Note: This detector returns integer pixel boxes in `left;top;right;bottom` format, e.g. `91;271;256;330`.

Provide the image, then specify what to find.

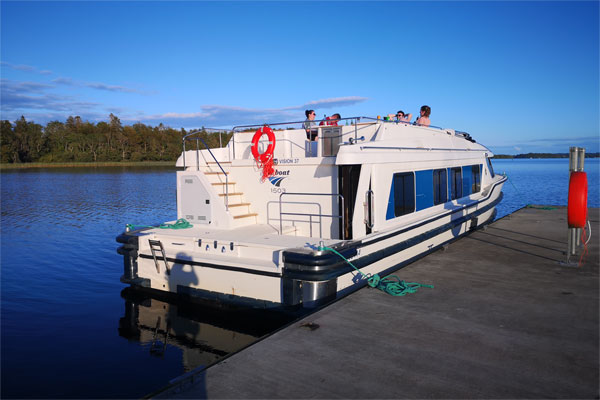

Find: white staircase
202;162;258;227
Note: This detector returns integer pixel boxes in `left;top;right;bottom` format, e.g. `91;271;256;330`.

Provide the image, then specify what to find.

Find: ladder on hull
149;239;171;275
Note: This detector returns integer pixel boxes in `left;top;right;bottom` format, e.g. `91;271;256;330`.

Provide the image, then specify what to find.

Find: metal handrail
182;134;229;210
359;146;487;152
278;192;344;239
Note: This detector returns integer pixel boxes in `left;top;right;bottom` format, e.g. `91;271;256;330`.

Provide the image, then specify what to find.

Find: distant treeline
494;153;599;159
0;115;231;163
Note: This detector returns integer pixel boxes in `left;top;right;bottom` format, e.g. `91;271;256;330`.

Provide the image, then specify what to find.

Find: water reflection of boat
118;288;295;371
117;117;505;309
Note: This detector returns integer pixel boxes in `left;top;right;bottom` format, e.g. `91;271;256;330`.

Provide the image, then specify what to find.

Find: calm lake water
1;159;598;398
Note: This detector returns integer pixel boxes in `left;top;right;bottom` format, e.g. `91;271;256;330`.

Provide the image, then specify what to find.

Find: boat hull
118;177;504;310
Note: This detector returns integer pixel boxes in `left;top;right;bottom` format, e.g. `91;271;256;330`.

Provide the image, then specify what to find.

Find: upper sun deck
175;117;493;168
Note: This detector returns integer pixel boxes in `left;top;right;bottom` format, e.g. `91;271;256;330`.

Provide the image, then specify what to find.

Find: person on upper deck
395;110;412;123
415;105;431;127
319;113;341;126
304;109;318;141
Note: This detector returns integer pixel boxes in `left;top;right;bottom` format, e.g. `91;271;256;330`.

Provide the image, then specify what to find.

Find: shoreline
0;161;176;170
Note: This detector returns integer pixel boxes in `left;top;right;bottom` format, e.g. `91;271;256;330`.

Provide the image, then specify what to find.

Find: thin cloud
1;61;53;75
133;97;368;127
300;96;368;109
280;96;369;111
1;79;99;113
52;77;148;94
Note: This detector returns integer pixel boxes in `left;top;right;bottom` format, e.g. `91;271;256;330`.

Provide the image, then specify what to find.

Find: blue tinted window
433;169;447;205
462;165;473;196
472;164;481;193
393;173;415;217
449;167;462;200
486;157;495;178
415;170;433;211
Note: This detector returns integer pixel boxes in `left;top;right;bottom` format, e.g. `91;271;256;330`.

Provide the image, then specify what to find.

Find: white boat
117;116;506;309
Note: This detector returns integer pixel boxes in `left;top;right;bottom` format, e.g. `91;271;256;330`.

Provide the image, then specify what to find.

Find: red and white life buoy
567;171;588;228
251;126;276;164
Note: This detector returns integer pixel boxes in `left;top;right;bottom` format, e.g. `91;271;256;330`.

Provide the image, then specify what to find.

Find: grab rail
278;192;345;239
182;133;229;210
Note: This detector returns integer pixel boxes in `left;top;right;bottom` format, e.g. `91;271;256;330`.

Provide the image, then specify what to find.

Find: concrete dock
154;206;599;399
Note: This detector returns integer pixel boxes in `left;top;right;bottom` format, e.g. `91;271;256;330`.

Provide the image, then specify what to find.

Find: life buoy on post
567;171;588;228
251;126;276;181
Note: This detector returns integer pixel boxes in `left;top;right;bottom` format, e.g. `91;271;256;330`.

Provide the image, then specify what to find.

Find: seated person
319;113;341;126
415;105;431;127
304;109;318;141
396;110;412;122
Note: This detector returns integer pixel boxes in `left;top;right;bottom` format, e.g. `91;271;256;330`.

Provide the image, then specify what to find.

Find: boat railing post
575;147;585;247
279;194;283;234
195;138;200;172
183;140;186;169
232;129;236;160
340;195;345;240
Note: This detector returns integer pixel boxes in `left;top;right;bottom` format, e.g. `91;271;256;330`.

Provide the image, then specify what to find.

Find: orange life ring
567;171;588;228
251;126;276;164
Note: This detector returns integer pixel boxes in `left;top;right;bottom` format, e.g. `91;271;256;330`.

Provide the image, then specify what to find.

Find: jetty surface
153;206;599;399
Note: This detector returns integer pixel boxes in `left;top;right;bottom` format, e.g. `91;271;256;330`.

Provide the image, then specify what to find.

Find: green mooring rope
126;218;193;231
319;245;433;296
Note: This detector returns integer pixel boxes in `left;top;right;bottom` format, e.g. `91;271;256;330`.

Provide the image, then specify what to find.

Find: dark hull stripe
137;254;283;278
283;192;503;281
282;176;506;267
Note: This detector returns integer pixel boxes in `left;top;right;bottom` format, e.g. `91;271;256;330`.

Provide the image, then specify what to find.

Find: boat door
338;165;361;239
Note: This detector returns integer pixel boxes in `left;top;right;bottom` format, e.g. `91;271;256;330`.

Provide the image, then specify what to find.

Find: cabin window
433;169;447;205
486;157;495;178
449;167;462;200
471;164;481;193
415;170;433;211
393;172;415;217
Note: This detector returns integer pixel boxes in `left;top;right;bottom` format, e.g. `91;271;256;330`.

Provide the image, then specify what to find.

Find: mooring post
567;146;585;260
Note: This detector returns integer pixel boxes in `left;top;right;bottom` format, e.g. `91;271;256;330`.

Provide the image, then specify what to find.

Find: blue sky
1;1;598;154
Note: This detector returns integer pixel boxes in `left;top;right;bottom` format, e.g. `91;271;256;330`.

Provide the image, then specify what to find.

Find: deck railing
278;192;345;239
182;130;230;210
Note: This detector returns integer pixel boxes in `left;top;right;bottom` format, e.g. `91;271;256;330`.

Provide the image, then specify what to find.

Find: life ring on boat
251;126;276;164
567;171;588;228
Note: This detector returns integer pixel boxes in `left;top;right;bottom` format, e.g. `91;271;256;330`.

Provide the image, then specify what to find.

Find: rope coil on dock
319;245;434;297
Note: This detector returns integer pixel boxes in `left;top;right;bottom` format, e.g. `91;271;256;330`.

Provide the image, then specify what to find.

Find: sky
1;1;598;155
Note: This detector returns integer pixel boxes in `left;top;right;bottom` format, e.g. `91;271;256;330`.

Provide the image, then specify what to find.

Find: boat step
204;171;229;175
219;192;243;197
228;203;251;208
211;182;236;186
233;213;258;220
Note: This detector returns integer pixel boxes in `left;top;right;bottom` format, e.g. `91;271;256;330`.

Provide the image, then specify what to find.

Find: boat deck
140;223;340;249
153;206;599;399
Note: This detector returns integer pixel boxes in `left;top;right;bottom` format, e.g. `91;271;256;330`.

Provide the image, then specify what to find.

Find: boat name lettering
274;158;299;165
274;169;290;176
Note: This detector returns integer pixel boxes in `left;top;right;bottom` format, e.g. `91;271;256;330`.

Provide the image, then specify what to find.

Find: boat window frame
486;157;495;178
393;172;416;217
433;168;448;205
449;167;463;200
471;164;481;193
